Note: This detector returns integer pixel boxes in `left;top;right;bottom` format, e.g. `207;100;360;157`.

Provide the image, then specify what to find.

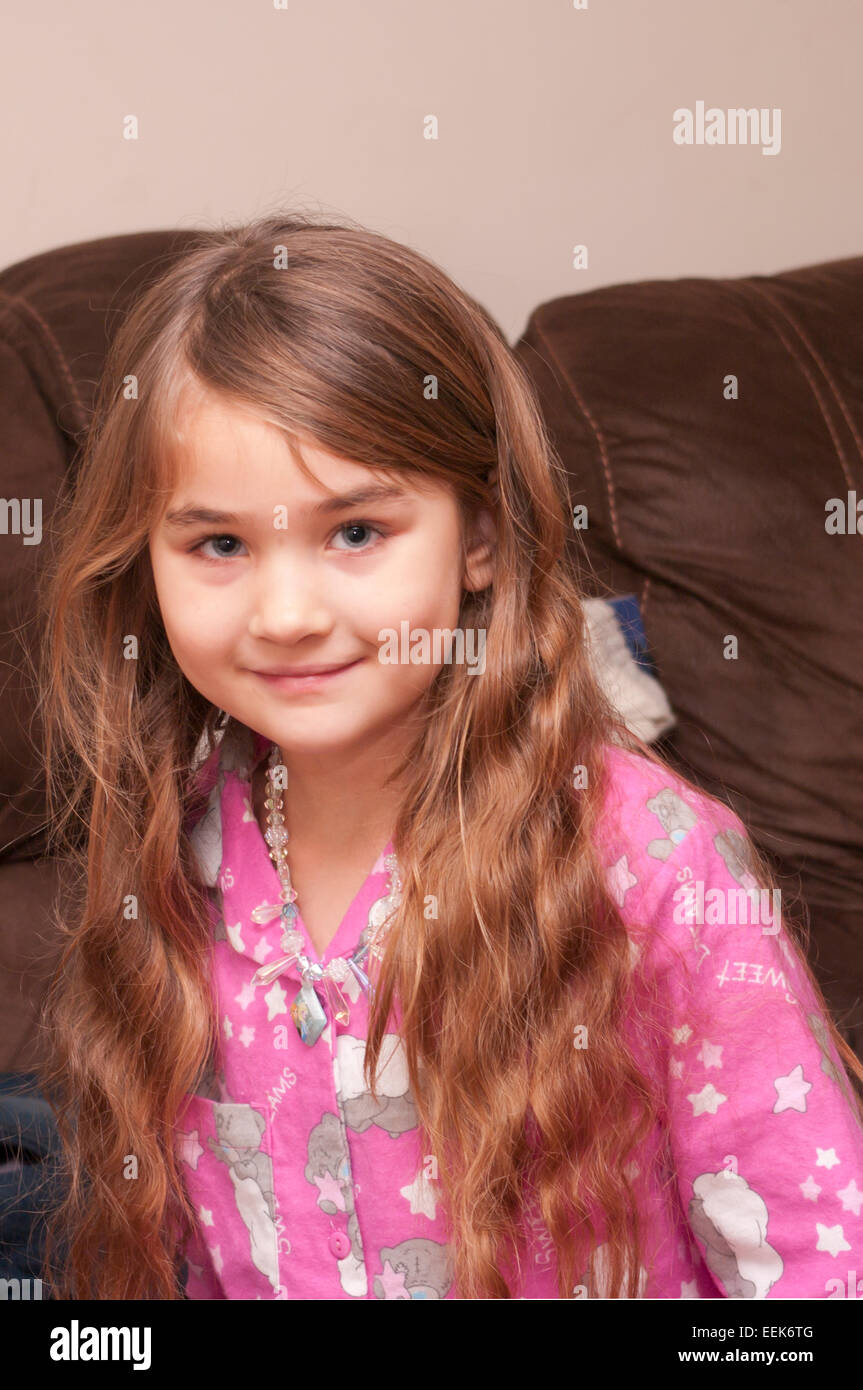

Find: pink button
328;1230;351;1259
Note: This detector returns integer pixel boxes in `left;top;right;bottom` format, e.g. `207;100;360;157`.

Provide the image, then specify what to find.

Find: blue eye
192;534;247;561
330;521;386;551
189;519;387;564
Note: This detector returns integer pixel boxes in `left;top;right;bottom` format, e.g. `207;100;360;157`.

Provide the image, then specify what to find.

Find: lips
254;661;358;676
251;659;363;682
250;658;358;675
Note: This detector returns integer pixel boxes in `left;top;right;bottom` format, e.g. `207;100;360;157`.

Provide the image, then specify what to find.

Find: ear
462;502;496;594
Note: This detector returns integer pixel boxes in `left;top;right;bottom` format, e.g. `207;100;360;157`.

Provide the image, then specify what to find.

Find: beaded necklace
249;743;402;1045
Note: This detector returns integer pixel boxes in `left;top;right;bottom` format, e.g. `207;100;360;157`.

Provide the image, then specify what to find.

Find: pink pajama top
177;717;863;1299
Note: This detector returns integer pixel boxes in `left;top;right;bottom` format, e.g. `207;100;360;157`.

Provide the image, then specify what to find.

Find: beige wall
4;0;860;344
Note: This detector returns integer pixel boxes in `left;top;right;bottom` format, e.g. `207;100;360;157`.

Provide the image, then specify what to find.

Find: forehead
168;386;286;471
163;386;376;496
158;383;446;509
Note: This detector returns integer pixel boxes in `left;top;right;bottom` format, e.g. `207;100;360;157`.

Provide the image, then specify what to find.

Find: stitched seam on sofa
742;279;860;495
0;293;88;439
532;316;623;552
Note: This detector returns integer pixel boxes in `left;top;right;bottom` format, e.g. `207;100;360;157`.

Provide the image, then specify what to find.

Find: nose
246;552;333;643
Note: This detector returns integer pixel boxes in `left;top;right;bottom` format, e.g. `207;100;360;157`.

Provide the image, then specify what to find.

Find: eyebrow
163;483;409;529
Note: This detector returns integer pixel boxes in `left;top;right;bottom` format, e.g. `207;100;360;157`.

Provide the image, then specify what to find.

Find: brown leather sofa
1;233;861;1076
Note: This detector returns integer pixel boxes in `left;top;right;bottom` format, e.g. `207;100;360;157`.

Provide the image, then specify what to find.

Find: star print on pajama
175;718;863;1298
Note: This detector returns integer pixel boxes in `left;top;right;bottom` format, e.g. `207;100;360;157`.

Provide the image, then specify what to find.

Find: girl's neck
249;739;404;863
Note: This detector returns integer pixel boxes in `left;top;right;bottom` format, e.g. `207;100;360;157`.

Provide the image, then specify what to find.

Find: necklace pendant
250;900;283;925
347;956;370;991
250;892;298;927
291;981;328;1045
252;950;298;988
322;974;351;1026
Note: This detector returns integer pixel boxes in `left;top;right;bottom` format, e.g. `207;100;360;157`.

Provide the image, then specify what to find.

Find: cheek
150;552;238;656
361;546;464;626
393;579;463;632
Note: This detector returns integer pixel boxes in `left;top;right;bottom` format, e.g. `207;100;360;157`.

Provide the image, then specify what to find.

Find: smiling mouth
251;659;363;684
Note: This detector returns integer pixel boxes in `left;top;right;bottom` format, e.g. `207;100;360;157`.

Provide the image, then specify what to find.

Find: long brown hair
32;211;863;1299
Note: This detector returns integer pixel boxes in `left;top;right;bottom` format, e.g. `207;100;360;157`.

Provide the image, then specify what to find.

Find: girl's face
147;389;495;763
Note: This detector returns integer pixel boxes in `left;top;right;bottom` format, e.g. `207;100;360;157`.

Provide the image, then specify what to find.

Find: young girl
35;212;863;1301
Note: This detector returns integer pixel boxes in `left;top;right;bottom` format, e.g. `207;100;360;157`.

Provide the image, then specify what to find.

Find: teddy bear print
687;1170;783;1298
337;1033;420;1136
305;1112;355;1215
645;789;698;860
305;1112;367;1295
208;1103;280;1291
373;1238;454;1299
713;827;760;891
